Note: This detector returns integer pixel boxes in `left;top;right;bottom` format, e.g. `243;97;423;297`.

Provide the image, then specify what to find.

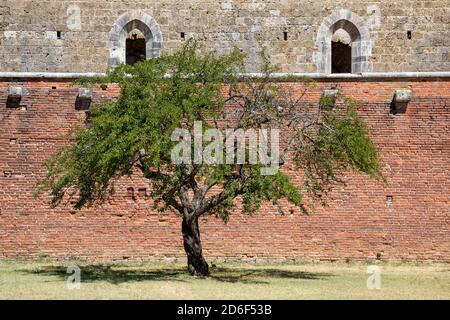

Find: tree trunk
182;215;209;276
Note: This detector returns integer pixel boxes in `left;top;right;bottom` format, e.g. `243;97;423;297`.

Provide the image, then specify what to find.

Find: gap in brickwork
127;187;136;200
138;188;147;198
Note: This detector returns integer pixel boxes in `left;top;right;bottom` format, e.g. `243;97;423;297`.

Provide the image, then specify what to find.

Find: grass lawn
0;259;449;299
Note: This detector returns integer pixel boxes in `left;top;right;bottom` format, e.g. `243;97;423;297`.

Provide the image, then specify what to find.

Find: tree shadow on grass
209;267;332;284
20;264;332;285
21;265;188;285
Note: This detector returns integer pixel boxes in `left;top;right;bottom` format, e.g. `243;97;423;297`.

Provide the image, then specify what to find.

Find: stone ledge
0;72;449;81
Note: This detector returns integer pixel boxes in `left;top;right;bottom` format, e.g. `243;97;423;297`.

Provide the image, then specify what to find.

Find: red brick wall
0;78;449;261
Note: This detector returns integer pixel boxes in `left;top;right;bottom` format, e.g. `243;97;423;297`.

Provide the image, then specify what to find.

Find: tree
36;40;382;276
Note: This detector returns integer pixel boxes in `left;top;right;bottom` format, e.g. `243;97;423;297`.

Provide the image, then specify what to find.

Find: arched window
108;11;163;68
331;29;352;73
315;9;372;74
126;29;146;65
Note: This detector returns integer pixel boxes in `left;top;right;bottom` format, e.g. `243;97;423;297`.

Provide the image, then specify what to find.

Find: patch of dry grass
0;260;448;299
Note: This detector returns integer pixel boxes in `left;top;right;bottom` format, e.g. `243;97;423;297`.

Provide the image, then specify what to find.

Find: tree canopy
37;40;382;276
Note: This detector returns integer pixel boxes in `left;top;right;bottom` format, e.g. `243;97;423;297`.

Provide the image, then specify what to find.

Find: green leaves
37;40;382;222
294;98;383;204
38;40;244;210
241;168;302;214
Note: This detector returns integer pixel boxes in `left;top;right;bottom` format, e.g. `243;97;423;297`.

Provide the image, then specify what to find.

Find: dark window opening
331;41;352;73
181;32;185;40
126;32;146;65
127;187;136;200
56;31;62;39
407;30;412;39
283;31;288;41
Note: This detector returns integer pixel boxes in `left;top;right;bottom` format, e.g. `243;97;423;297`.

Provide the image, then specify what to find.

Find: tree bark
182;215;209;276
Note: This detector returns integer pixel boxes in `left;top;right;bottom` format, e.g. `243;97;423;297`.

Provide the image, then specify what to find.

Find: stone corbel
391;89;412;114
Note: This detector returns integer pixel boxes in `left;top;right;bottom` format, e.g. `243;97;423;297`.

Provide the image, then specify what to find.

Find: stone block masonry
0;1;448;73
0;76;449;261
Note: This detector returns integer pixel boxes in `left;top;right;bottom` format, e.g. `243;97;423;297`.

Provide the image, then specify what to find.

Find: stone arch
315;9;372;74
108;11;163;68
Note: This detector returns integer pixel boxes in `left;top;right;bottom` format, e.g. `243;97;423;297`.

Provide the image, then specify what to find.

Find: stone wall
0;1;448;73
0;76;449;261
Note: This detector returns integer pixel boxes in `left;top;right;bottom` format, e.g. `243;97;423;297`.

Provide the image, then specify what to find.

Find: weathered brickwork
0;77;449;261
0;1;449;73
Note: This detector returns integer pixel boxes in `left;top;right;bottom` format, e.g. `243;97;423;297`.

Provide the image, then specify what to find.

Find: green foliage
38;40;244;209
296;96;383;203
36;39;382;222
